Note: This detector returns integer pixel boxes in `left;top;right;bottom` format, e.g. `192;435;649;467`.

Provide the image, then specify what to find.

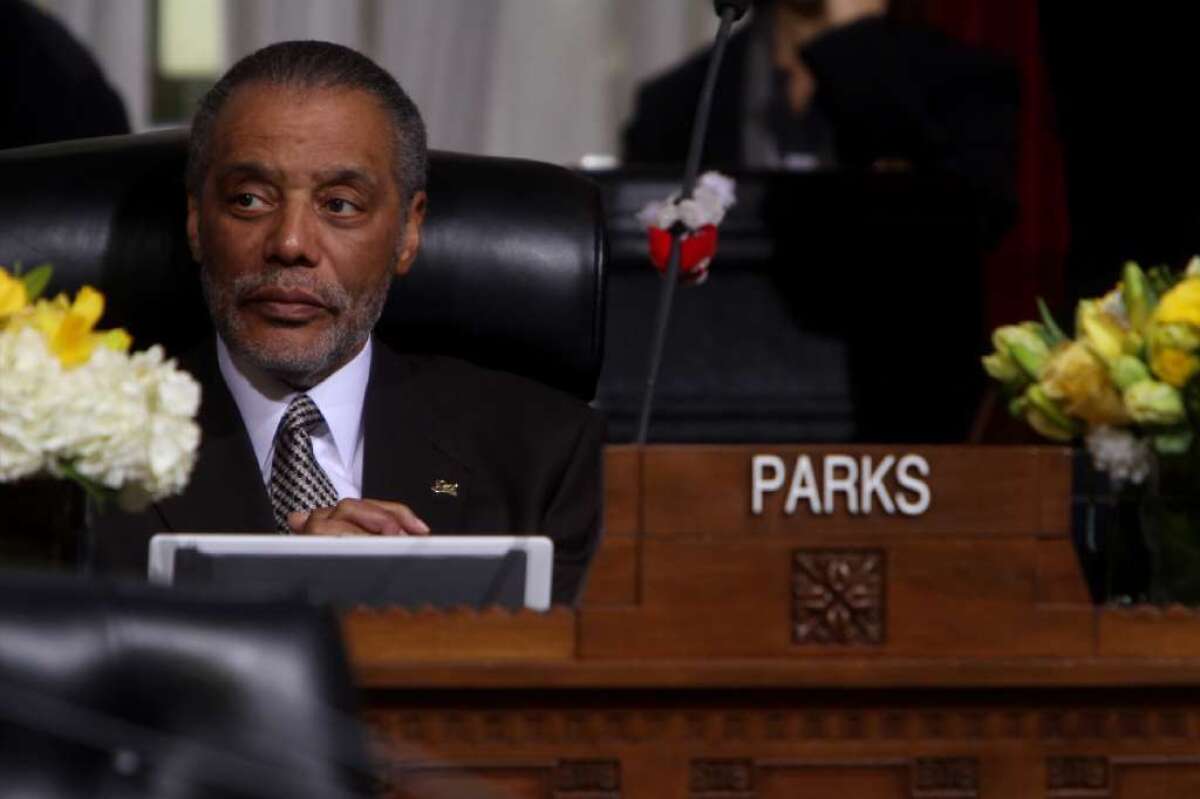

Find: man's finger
298;517;371;536
359;500;431;535
322;498;429;536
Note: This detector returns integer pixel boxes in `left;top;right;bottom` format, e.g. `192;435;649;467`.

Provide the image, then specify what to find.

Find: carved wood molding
912;757;979;798
1047;756;1109;796
689;759;754;797
555;759;621;798
372;758;621;798
366;707;1200;748
792;548;886;645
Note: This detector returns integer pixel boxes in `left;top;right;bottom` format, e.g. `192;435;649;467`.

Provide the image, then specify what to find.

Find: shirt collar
216;335;373;476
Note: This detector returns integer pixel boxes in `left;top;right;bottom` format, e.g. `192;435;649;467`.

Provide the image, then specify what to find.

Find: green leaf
20;263;53;301
1036;298;1068;345
1154;428;1194;456
1148;265;1181;296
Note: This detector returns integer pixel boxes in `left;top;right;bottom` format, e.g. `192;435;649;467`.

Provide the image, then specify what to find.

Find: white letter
860;455;896;514
751;455;785;514
823;455;859;514
785;455;822;514
895;454;931;516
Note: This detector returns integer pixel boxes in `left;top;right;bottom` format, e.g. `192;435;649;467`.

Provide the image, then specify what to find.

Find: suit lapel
156;341;276;532
362;346;469;535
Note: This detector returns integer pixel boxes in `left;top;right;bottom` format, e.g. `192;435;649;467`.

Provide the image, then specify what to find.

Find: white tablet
148;534;554;611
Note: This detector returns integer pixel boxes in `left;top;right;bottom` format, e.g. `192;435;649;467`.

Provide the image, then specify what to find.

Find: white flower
1085;425;1152;486
637;170;737;231
0;327;60;480
0;324;201;508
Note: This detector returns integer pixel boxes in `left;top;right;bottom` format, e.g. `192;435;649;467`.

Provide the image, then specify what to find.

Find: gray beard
201;265;391;389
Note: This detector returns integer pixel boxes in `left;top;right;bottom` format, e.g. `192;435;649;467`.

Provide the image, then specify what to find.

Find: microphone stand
635;1;747;444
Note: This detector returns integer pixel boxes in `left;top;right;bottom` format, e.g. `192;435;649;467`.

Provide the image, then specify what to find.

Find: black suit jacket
623;17;1018;236
89;339;605;606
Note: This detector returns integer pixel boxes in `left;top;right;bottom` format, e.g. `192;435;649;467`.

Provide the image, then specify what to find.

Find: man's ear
394;190;427;277
186;194;202;264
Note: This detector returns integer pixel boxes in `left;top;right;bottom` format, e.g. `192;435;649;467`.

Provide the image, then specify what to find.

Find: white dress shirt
216;335;373;501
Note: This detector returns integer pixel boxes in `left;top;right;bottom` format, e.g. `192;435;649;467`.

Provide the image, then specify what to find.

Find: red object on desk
646;224;717;284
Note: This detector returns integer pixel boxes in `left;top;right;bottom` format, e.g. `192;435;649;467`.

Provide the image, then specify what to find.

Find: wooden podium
346;446;1200;798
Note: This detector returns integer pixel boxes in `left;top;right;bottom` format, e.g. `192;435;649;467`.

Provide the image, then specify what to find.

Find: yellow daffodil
1110;354;1151;391
1121;261;1156;333
986;323;1051;385
23;286;130;367
1040;340;1129;426
1150;346;1200;388
0;267;28;318
1154;276;1200;327
97;328;133;353
1124;380;1185;426
1146;279;1200;386
1077;299;1133;365
1022;384;1078;441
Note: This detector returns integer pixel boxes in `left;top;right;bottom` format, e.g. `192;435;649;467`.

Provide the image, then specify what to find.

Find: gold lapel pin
431;479;459;497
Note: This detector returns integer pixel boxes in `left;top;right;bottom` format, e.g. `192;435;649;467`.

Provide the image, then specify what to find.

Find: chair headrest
0;131;607;400
0;570;366;798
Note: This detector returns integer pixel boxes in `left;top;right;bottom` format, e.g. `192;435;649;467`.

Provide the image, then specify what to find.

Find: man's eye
233;193;266;210
324;198;360;216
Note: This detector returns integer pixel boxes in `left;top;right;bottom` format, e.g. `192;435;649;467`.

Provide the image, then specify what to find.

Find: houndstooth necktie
269;394;339;533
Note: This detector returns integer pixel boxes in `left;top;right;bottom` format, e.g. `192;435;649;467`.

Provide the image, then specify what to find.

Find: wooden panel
581;535;638;606
1036;448;1073;538
343;607;575;674
604;446;640;535
1035;537;1093;604
579;538;1092;659
639;445;1071;538
757;761;909;799
1115;759;1200;799
1098;607;1200;658
384;763;553;799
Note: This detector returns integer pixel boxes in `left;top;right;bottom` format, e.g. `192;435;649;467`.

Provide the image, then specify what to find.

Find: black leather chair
0;130;607;400
0;569;369;799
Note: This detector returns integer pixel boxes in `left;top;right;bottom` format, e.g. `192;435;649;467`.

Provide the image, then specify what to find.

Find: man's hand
772;0;888;114
287;499;431;536
824;0;887;28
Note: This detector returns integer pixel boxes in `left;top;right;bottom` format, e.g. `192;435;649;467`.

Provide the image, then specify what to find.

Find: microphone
712;0;752;21
635;1;744;444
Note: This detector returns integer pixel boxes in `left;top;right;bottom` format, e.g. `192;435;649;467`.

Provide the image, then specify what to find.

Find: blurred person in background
623;0;1018;223
0;0;129;149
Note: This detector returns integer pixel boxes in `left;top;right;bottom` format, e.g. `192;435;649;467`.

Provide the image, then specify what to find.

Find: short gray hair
186;40;427;199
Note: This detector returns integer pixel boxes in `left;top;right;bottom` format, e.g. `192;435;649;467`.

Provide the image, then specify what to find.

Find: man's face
188;82;426;387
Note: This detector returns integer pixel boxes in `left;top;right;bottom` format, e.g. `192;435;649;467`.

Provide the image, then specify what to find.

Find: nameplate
617;445;1070;538
751;452;930;517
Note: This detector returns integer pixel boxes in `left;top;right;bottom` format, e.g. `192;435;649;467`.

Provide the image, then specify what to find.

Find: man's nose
264;200;319;267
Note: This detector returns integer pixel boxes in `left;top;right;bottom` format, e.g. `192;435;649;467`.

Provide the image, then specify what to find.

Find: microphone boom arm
634;5;743;444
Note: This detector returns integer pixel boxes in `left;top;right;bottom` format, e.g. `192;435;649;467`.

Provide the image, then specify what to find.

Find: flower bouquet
0;264;200;535
637;171;736;285
983;258;1200;602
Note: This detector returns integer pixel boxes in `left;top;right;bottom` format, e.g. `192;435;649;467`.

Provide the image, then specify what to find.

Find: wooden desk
348;446;1200;798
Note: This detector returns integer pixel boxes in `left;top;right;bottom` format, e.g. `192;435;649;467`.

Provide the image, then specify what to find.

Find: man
623;0;1017;228
91;41;604;605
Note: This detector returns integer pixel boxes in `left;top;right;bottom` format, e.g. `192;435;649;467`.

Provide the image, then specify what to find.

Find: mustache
230;269;351;312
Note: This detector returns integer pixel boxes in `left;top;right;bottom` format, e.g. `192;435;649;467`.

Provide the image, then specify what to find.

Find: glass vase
1141;450;1200;605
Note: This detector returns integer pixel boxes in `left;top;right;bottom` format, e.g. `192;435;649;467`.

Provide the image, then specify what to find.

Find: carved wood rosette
792;548;886;645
